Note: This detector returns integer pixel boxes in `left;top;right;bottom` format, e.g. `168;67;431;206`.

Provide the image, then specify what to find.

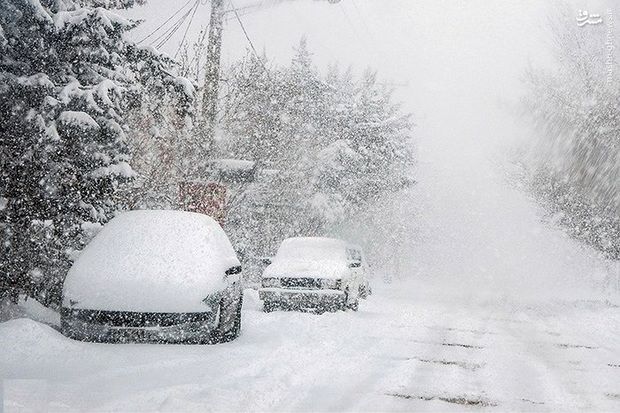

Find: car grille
280;277;321;289
61;308;212;328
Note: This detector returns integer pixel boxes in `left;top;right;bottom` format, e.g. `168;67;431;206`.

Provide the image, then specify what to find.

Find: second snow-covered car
61;210;243;344
259;237;370;312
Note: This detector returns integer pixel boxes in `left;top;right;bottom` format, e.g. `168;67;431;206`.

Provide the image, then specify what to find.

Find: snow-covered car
61;210;243;344
259;237;370;312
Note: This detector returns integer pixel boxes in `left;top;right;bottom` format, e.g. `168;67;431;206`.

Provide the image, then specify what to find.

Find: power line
338;1;380;63
137;0;195;45
151;12;190;48
229;0;270;77
153;1;199;49
224;4;262;19
175;0;201;58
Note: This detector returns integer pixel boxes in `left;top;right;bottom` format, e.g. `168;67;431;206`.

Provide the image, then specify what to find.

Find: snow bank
0;296;61;327
0;319;68;357
63;210;240;312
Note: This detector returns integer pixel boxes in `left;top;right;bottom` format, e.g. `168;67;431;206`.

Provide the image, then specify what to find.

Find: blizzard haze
125;0;611;300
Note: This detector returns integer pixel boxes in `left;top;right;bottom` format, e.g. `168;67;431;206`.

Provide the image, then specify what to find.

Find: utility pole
201;0;225;152
183;0;225;222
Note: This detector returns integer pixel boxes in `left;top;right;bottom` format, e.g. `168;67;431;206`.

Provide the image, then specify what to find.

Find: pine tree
0;0;188;306
220;52;284;162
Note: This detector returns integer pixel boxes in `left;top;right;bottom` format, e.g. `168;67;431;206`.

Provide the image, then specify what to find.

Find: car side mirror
225;265;242;276
348;261;361;268
260;257;272;265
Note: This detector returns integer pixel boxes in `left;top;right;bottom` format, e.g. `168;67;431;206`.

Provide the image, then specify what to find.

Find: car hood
263;260;348;279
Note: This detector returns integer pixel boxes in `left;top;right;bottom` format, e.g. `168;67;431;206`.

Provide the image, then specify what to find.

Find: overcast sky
122;0;555;112
121;1;566;160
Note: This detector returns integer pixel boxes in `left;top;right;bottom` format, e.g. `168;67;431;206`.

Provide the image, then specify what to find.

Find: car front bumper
259;288;346;312
60;308;218;344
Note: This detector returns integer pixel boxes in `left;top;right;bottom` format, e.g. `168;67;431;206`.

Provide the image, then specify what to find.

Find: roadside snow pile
1;283;618;412
18;297;59;327
63;210;240;313
0;296;59;327
0;319;70;359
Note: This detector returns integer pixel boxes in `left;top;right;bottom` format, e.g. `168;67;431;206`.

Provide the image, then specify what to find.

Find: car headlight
321;279;342;290
262;278;280;288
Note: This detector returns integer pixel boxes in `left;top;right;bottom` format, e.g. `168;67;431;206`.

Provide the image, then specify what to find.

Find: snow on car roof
263;237;351;279
276;237;349;261
63;210;240;313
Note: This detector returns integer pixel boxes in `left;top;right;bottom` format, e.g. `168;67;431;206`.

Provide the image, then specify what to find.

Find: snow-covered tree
122;53;195;210
0;0;186;306
218;40;414;280
522;5;620;259
219;52;285;163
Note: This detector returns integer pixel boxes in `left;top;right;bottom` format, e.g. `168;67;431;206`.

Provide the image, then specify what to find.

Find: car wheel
359;285;367;299
60;315;77;340
226;296;243;340
212;294;243;344
343;289;359;311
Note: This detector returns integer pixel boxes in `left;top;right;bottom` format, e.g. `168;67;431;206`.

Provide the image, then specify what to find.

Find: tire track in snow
376;300;494;410
479;301;619;411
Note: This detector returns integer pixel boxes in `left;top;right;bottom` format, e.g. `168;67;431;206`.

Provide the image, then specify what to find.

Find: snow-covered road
1;282;619;412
